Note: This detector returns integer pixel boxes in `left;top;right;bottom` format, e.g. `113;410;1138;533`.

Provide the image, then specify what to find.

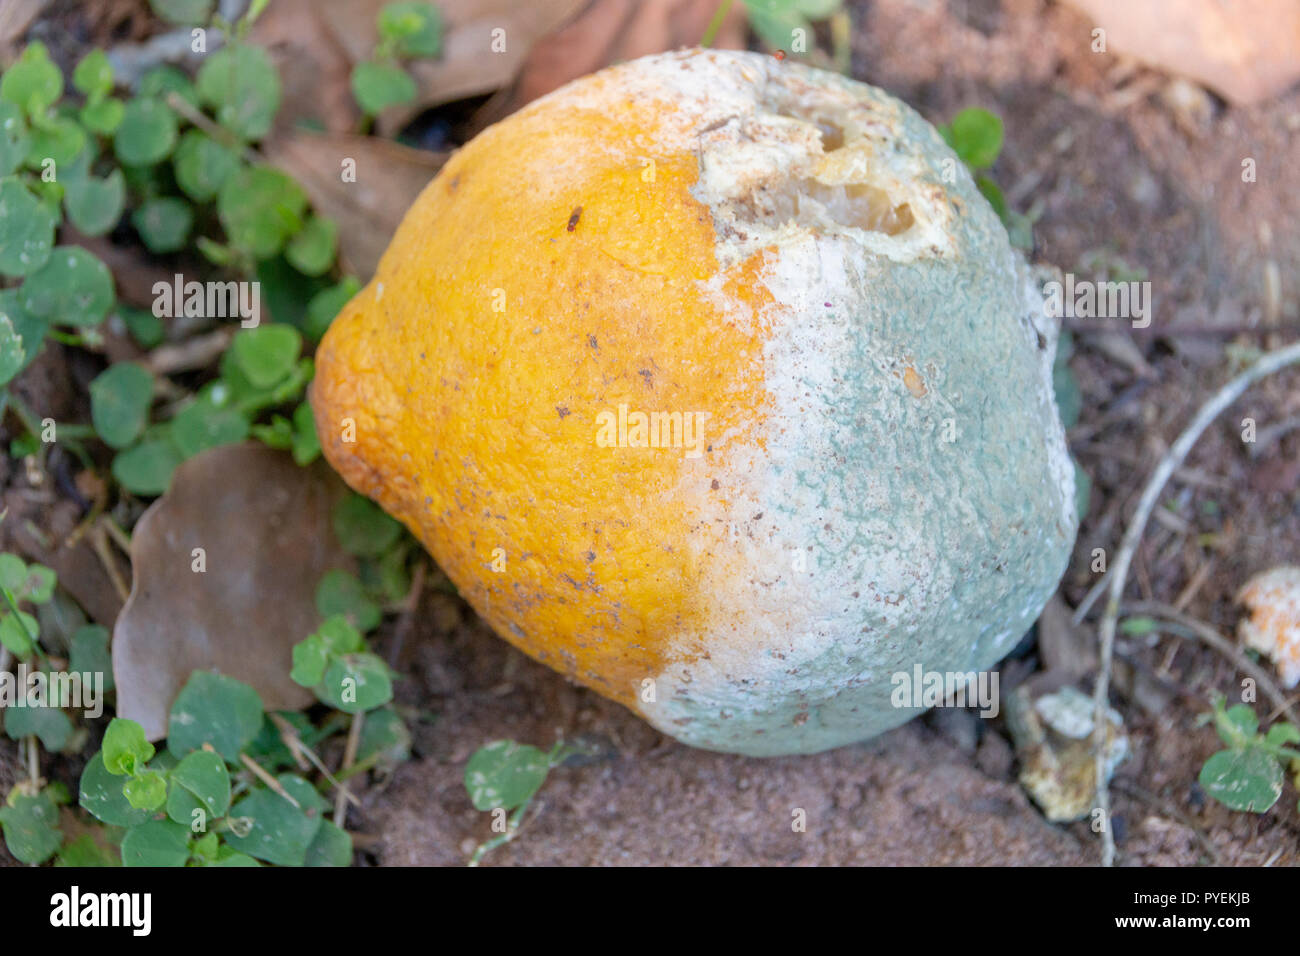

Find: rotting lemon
311;49;1077;756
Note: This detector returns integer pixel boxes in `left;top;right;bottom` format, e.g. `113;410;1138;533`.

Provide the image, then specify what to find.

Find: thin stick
240;753;301;809
27;735;39;788
1122;600;1299;728
335;712;365;825
1092;338;1300;867
699;0;735;48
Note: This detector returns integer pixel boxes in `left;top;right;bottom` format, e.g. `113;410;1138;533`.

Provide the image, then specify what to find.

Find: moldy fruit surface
311;49;1077;756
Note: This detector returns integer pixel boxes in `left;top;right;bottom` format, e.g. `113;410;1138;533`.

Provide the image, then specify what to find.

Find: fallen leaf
0;0;46;58
476;0;749;132
252;0;589;137
261;132;447;278
1063;0;1300;105
113;443;355;740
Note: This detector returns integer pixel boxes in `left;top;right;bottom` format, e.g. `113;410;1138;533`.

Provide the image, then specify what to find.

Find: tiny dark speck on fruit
556;405;570;418
588;334;598;349
567;207;582;231
711;479;720;490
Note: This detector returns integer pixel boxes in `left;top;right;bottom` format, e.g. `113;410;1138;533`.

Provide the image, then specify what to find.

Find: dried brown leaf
113;443;355;740
1064;0;1300;105
261;132;447;278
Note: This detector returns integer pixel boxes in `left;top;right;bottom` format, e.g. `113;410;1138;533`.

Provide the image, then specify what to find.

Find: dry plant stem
1092;338;1300;868
1111;779;1220;864
240;752;301;808
165;93;261;165
1123;599;1299;728
269;713;359;808
89;523;130;603
335;711;364;825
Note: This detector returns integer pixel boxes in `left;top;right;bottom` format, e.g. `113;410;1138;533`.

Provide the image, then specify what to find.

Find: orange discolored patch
311;92;776;709
902;365;927;398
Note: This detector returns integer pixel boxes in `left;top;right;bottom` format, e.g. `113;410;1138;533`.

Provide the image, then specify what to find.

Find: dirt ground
4;0;1300;866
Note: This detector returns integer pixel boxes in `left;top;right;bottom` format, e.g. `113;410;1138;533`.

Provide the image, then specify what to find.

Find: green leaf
70;624;114;691
378;2;444;57
1220;704;1260;744
72;50;114;98
112;437;182;496
304;819;352;866
0;553;25;593
351;61;417;115
123;770;168;811
0;176;56;276
79;96;125;135
173;129;240;202
1118;616;1158;637
149;0;215;25
316;569;380;632
231;323;302;389
89;361;153;449
1264;723;1300;748
196;43;281;141
317;652;393;713
20;245;114;326
0;103;31;175
1199;748;1283;813
79;753;153;827
285;215;338;276
0;610;38;660
224;786;322;865
0;42;63;117
305;276;361;341
170;389;251;460
56;832;120;867
943;107;1004;170
114;97;178;166
102;717;156;775
25;114;86;170
0;789;62;863
333;494;401;557
3;702;72;750
63;166;126;236
119;304;164;349
0;291;46;377
357;706;411;769
290;634;329;687
121;819;190;867
464;740;551;812
217;165;308;257
21;562;55;603
975;174;1006;220
139;65;199;110
0;313;25;386
291;401;320;465
743;0;812;52
318;615;365;655
250;414;293;450
167;671;264;762
170;749;231;819
132;196;192;253
209;847;261;866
